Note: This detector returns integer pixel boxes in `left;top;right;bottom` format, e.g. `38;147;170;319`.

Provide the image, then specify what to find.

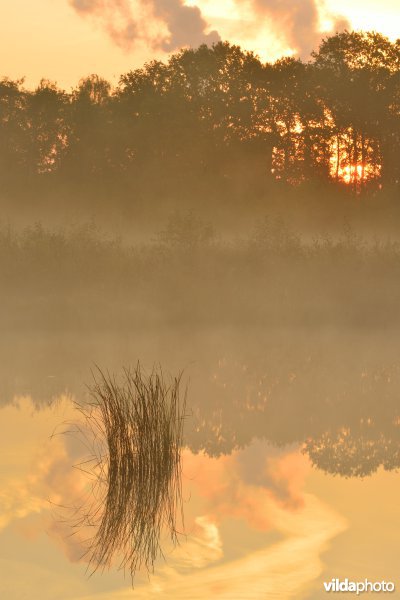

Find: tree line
1;31;399;200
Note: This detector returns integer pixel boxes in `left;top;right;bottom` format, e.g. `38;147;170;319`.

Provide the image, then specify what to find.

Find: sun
339;165;365;184
329;134;382;187
333;163;382;186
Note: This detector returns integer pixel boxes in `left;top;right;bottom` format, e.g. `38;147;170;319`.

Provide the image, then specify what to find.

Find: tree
26;79;69;175
0;78;28;183
63;74;115;178
311;31;400;188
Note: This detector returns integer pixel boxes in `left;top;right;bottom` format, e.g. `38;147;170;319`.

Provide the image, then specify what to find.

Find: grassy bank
1;215;400;331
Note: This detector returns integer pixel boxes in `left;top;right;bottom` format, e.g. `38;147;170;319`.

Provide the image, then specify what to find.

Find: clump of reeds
74;363;187;581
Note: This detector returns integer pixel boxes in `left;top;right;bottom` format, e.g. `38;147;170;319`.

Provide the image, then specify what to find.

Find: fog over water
2;321;400;598
2;209;400;598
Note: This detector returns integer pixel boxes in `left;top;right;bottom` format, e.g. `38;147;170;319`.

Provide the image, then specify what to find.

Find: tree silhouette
0;32;398;205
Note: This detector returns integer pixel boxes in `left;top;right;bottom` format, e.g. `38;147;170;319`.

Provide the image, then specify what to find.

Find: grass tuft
73;362;187;582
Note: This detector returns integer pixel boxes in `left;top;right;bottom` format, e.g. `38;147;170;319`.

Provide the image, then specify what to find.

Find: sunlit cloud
0;0;397;89
68;0;220;53
66;0;349;63
190;0;350;61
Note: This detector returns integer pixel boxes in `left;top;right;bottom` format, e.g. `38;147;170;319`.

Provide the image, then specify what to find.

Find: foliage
0;32;399;198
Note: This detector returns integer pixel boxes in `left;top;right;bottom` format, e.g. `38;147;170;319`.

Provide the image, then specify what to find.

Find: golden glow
329;132;382;185
329;0;400;42
337;164;378;185
0;401;345;599
0;1;399;88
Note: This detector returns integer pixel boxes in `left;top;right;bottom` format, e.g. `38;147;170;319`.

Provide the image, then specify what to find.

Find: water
1;327;399;598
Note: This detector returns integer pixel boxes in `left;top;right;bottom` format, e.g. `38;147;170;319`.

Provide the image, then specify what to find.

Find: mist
1;26;400;597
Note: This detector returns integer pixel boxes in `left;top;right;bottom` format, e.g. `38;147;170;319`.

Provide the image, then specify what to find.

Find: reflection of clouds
0;396;90;561
170;515;223;569
123;444;347;600
0;482;45;531
0;398;347;599
181;444;311;530
74;494;345;599
237;441;310;509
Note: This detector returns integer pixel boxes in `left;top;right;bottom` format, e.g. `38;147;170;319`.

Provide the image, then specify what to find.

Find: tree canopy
1;32;399;199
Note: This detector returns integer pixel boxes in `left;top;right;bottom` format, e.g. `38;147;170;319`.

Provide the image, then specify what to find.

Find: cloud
69;0;140;51
152;0;220;51
68;0;220;53
247;0;350;59
70;0;102;11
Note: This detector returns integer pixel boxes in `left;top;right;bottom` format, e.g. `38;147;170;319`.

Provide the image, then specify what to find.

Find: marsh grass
4;217;400;331
72;363;187;581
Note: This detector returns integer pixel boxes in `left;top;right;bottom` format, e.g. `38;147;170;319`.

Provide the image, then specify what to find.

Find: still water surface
1;328;399;599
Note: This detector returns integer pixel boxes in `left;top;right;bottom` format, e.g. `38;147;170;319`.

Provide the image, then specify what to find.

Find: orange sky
0;0;398;89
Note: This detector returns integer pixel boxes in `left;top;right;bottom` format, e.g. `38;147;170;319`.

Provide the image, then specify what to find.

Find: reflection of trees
304;427;400;478
188;348;400;478
3;329;400;480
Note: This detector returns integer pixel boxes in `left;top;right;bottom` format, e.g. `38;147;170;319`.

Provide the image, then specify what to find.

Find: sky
0;0;399;89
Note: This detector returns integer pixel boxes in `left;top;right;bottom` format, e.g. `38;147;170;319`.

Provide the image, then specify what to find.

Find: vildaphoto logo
324;579;395;594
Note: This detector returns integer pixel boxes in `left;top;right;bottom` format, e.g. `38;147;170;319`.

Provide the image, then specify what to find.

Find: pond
1;327;399;598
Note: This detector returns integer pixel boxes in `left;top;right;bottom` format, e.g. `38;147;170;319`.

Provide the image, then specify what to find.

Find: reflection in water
188;347;400;479
73;365;186;580
0;397;347;599
1;329;400;597
2;331;400;481
304;427;400;478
